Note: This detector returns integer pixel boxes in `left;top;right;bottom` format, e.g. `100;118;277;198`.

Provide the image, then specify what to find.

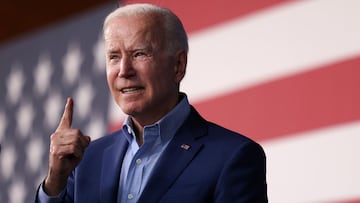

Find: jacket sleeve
214;141;268;203
33;180;67;203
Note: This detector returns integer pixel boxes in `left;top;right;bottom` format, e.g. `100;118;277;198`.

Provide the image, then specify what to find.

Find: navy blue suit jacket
37;107;267;202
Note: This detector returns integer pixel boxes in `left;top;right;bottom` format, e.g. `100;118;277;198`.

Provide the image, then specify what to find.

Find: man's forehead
104;18;164;50
106;15;162;36
104;32;162;55
107;12;162;29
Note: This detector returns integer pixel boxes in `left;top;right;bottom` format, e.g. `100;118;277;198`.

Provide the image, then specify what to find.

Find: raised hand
44;97;91;196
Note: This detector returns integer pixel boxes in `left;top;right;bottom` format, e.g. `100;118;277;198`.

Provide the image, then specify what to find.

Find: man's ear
174;49;187;83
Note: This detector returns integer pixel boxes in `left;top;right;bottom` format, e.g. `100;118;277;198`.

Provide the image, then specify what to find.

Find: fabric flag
119;0;360;202
0;4;116;202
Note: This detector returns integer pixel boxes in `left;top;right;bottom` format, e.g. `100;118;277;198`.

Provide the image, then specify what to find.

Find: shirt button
128;193;134;200
136;158;142;165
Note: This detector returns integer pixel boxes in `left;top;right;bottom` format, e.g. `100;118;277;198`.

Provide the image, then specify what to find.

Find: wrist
43;175;67;196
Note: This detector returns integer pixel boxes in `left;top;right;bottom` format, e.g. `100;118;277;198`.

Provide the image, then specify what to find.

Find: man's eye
133;51;152;61
134;52;146;57
109;55;120;60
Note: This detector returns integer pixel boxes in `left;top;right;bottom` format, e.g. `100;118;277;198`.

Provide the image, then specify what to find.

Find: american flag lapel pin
180;144;191;150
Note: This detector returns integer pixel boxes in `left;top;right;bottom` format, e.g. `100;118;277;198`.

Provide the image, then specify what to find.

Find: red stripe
123;0;290;33
331;199;360;203
194;56;360;142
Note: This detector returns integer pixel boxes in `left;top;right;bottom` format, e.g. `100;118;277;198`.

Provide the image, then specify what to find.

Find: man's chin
119;104;141;116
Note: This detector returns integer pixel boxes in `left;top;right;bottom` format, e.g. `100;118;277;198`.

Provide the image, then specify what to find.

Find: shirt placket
123;125;159;202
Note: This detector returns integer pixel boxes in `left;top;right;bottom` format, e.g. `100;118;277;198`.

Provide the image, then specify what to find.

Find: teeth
122;87;141;93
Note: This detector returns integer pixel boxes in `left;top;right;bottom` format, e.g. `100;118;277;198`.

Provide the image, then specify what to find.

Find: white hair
103;3;189;54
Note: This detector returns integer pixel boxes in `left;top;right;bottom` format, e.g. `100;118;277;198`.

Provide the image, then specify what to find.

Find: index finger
56;97;73;130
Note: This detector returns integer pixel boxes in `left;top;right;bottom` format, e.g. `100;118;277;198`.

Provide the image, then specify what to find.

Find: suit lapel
99;131;128;203
138;108;208;203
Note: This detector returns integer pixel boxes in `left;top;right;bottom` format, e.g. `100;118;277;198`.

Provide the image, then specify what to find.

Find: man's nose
118;56;135;78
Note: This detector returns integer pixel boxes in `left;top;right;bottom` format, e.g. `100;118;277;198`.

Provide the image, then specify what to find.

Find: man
35;3;267;203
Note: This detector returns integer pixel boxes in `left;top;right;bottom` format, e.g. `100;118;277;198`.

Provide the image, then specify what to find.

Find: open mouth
121;87;144;94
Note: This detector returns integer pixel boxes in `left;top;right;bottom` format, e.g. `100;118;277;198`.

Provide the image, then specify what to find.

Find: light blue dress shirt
118;95;190;203
37;94;190;203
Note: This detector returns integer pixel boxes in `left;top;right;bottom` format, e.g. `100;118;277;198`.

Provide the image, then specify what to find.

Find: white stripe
183;0;360;102
262;120;360;203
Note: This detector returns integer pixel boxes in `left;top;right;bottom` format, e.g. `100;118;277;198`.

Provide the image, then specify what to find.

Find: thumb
56;97;73;130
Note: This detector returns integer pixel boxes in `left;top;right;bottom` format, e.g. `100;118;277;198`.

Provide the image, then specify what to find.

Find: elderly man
35;3;267;203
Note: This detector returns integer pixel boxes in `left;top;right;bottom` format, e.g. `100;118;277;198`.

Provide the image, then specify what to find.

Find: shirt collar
122;93;191;144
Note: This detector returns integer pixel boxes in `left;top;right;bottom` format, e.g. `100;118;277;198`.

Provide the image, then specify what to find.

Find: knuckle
70;145;77;152
50;133;57;140
73;129;82;136
49;145;57;155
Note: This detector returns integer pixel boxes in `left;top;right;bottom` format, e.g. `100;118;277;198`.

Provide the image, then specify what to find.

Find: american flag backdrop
0;4;116;202
1;0;360;203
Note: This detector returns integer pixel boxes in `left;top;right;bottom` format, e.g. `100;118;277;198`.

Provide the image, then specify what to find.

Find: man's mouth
121;87;144;93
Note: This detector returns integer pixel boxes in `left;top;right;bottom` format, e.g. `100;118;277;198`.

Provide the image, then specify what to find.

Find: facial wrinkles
106;25;173;102
106;23;162;62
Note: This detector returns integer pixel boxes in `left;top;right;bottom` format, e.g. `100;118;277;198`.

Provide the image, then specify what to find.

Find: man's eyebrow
133;45;153;52
106;49;120;55
130;43;148;49
105;45;153;55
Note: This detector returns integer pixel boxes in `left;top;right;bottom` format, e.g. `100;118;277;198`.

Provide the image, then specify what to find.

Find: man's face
104;15;185;125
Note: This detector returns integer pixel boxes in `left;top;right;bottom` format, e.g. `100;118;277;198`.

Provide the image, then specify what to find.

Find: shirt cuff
37;182;66;203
